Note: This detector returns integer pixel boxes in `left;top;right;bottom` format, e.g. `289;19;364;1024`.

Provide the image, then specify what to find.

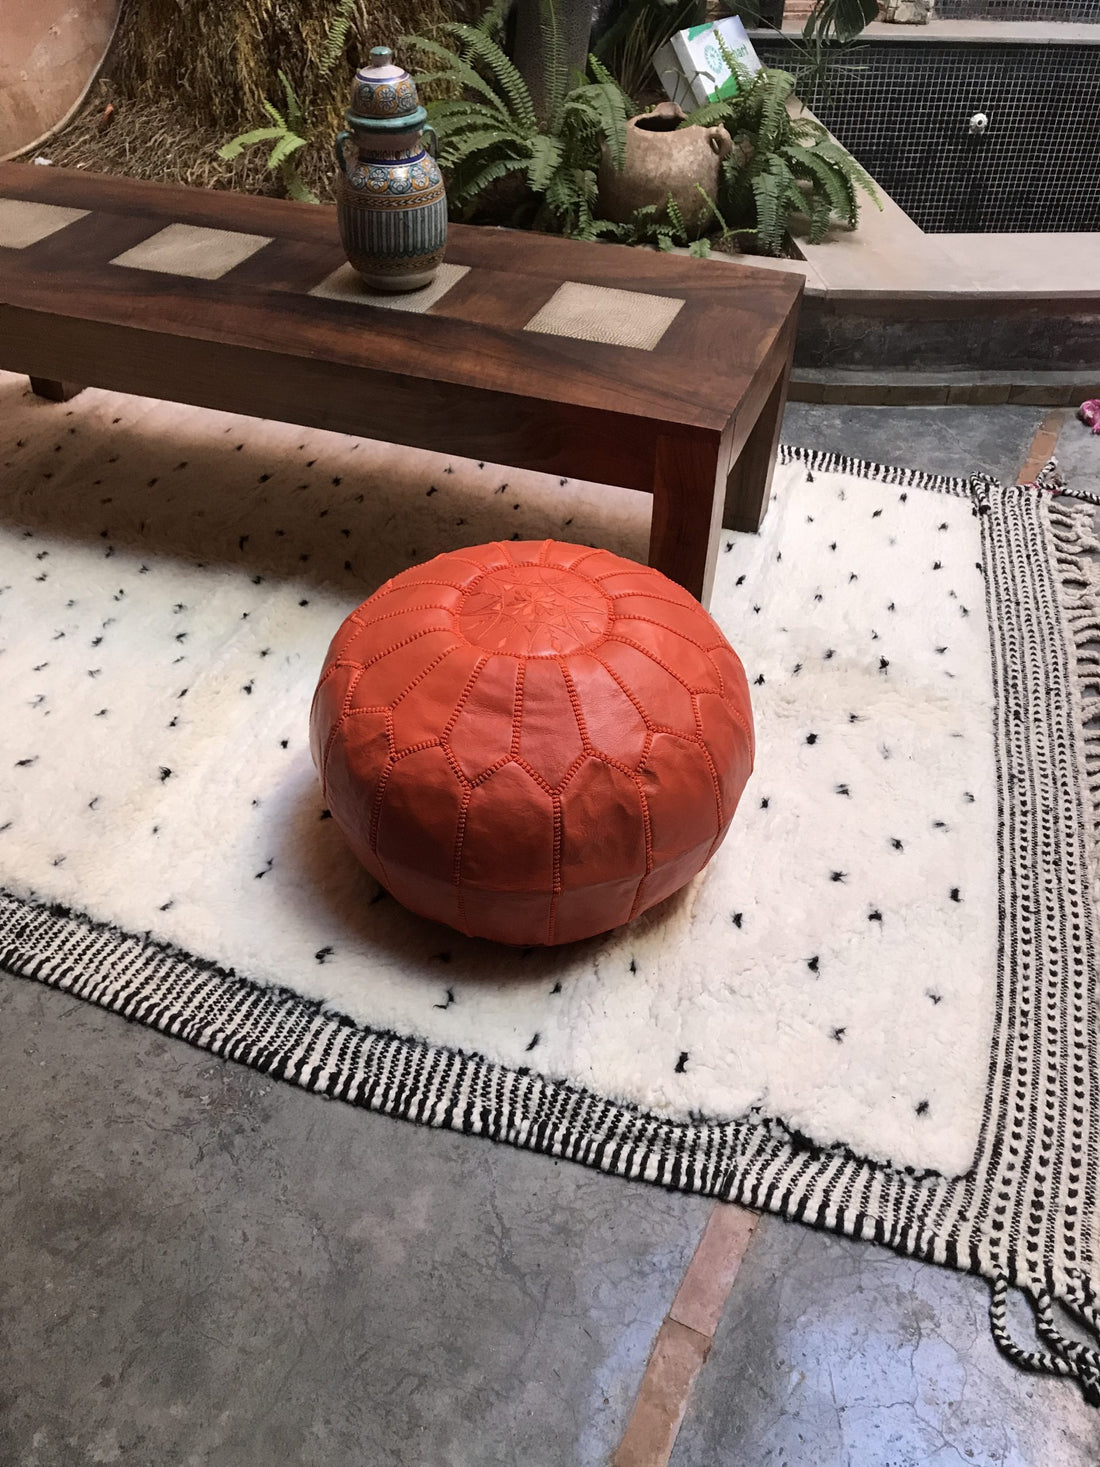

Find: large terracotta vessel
334;46;447;292
598;101;732;233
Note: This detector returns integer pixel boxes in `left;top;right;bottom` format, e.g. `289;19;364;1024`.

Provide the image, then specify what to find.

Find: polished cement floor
3;404;1099;1466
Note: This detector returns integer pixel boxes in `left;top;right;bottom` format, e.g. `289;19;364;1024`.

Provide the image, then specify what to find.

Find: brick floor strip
1018;407;1070;486
612;1203;760;1467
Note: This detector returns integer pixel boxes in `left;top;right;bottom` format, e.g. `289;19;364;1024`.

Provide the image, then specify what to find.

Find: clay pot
597;102;733;232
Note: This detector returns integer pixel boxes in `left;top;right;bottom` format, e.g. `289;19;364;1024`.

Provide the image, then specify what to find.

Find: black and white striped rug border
3;451;1100;1400
777;444;971;496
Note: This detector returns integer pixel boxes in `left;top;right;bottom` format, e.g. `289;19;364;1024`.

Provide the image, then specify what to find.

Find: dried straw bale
30;0;474;197
110;0;453;132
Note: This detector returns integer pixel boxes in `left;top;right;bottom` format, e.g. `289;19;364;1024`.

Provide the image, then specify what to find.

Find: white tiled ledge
750;19;1100;43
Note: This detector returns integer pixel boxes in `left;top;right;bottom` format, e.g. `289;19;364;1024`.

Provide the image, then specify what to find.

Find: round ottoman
310;540;754;946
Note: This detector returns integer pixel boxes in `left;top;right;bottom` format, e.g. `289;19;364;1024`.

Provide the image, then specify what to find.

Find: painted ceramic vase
334;46;447;293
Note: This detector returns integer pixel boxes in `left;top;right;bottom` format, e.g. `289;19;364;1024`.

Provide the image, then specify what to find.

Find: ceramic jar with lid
334;46;447;292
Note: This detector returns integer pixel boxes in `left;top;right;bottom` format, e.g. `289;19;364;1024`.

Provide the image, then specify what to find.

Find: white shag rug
2;373;1099;1399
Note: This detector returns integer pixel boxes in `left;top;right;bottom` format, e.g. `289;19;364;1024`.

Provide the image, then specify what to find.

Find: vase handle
421;123;438;159
334;129;352;176
708;127;733;162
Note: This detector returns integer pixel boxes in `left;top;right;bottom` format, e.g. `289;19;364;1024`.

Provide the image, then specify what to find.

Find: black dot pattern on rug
0;391;998;1181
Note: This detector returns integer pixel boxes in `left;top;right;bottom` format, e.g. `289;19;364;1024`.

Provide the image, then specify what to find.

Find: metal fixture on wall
968;111;990;135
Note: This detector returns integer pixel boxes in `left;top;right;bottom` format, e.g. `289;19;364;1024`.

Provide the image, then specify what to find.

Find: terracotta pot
597;102;732;232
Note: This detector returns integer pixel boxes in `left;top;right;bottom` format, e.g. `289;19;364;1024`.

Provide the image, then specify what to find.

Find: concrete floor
3;404;1099;1466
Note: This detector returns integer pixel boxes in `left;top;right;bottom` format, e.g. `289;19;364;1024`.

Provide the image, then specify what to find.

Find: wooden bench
0;164;802;606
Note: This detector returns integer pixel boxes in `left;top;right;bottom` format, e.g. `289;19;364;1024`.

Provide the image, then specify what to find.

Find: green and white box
653;17;763;111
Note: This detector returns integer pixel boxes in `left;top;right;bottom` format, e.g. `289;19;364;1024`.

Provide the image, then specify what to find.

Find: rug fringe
990;1276;1100;1407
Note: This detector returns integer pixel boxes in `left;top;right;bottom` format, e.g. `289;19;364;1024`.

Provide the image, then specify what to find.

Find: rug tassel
989;1276;1100;1406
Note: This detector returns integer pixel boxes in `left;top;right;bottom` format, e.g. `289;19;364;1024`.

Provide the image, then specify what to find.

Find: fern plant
625;189;738;257
683;54;879;256
403;2;633;239
218;0;359;203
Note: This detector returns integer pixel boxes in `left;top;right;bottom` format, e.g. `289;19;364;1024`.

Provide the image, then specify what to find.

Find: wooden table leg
722;345;794;535
648;431;726;609
28;377;84;402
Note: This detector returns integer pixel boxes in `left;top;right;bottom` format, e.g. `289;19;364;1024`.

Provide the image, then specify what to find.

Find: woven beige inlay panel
309;262;469;313
110;224;272;280
524;281;685;351
0;200;88;250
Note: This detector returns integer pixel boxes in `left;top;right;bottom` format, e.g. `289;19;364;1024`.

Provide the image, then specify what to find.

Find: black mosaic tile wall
759;40;1100;232
938;0;1100;20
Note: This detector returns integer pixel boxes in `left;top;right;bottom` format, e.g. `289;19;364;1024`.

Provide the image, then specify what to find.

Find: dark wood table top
0;164;802;437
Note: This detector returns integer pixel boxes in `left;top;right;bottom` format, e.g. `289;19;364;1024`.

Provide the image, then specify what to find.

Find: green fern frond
586;54;618;89
475;0;511;35
541;0;570;133
278;70;305;136
680;100;734;129
282;168;319;204
422;98;498;121
688;238;711;258
789;116;830;145
267;133;308;170
712;39;763;107
449;155;529;208
218;126;287;161
586;216;635;241
694;184;728;234
566;81;629;171
527;133;564;191
806;189;832;244
751;172;782;255
439;24;538;131
813;137;881;209
261;99;288;129
758;75;792;154
437;126;519;157
751;157;795;256
784;142;850;222
665;192;687;240
319;0;358;79
404;39;512;119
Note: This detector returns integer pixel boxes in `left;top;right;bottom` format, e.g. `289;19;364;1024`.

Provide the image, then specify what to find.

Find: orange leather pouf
310;541;754;946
